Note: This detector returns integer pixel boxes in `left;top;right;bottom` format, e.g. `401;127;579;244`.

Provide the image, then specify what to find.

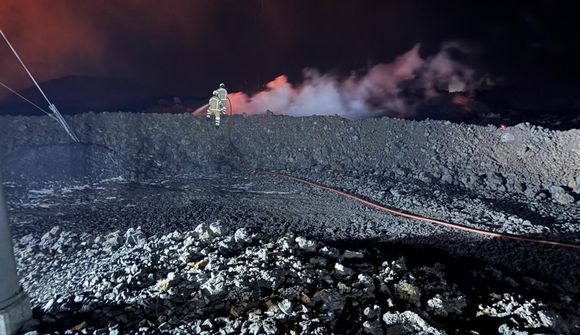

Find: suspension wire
0;80;56;120
0;31;51;106
0;30;79;142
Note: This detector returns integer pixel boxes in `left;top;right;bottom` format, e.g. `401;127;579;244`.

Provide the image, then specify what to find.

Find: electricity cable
0;30;79;142
0;80;56;119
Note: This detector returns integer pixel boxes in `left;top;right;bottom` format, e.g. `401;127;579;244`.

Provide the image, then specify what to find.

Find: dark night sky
1;0;580;98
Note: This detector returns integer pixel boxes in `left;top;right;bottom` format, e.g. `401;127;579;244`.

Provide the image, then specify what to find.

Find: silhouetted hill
0;75;161;115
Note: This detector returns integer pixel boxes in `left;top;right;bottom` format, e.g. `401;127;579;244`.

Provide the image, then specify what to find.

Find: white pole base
0;291;32;335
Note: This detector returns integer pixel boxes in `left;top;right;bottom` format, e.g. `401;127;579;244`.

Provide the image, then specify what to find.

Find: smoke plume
229;42;478;118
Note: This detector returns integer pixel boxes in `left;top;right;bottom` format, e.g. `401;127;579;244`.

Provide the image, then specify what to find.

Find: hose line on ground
222;100;580;250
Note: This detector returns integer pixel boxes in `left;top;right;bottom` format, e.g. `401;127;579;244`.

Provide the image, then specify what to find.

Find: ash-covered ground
1;113;579;334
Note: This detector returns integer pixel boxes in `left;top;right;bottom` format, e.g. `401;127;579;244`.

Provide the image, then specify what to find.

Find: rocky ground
1;113;579;202
12;223;580;334
1;113;579;334
4;171;580;334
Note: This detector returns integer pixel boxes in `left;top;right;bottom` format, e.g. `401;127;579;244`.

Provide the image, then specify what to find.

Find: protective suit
207;91;224;127
216;83;228;115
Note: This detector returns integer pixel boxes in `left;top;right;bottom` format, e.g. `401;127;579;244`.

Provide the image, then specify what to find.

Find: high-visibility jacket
216;88;228;112
208;96;221;113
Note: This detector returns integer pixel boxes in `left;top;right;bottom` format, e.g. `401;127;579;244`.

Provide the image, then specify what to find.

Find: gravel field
0;113;579;334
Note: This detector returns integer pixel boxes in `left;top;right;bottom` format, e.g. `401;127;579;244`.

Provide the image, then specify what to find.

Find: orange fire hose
222;97;580;250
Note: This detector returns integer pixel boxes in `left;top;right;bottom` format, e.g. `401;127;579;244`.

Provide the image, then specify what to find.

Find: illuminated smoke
0;1;480;117
229;42;478;118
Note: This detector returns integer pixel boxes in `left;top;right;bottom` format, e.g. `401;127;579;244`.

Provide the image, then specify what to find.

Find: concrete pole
0;175;31;335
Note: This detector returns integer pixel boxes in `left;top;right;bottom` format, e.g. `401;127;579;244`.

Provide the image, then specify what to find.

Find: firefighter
207;90;224;127
216;83;228;115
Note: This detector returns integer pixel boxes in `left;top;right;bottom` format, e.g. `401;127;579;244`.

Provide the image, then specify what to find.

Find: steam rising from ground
229;43;477;118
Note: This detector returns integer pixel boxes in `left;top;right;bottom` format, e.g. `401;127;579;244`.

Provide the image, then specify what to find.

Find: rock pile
15;224;579;334
0;113;578;204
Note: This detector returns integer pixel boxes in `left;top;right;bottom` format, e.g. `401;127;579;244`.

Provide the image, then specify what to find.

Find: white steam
229;42;479;118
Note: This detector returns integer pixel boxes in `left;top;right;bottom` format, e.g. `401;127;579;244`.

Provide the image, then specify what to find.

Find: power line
0;80;56;119
0;30;79;142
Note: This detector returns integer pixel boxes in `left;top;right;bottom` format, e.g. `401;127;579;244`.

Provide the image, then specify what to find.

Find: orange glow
266;75;289;89
451;89;475;111
227;92;253;115
0;1;107;93
225;74;296;115
0;1;211;94
452;94;471;107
